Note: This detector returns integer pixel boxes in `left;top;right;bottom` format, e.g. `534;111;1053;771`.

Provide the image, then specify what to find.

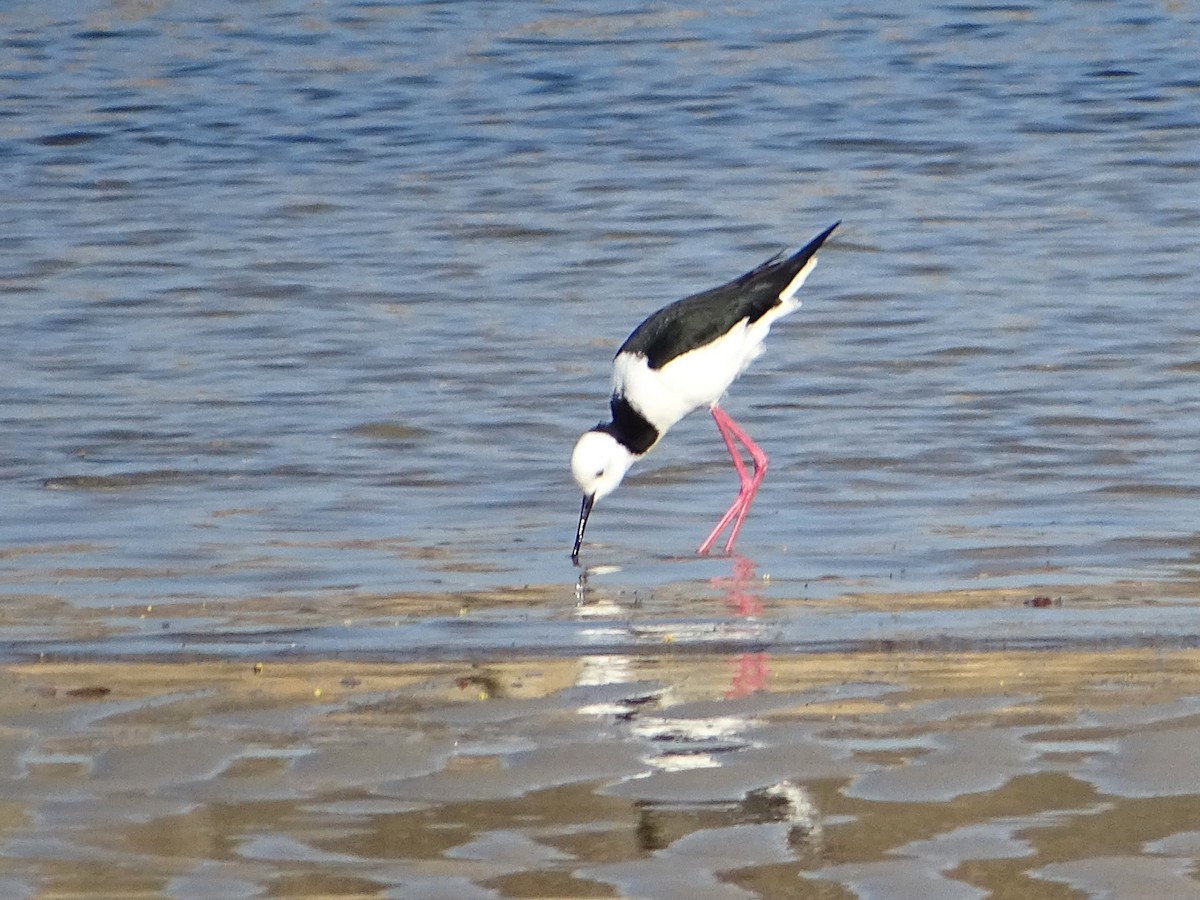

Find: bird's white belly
614;316;778;431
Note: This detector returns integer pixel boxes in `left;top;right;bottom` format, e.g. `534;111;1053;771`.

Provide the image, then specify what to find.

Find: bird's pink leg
716;410;770;552
697;409;748;554
697;406;769;555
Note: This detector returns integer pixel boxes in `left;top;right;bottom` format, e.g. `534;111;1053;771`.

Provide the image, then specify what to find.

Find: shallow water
3;3;1200;896
4;0;1199;613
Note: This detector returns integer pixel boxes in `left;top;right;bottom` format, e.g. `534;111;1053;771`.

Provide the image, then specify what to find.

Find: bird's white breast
613;305;792;433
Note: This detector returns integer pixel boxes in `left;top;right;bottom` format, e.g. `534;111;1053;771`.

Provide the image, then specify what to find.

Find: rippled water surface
4;0;1200;619
5;4;1200;899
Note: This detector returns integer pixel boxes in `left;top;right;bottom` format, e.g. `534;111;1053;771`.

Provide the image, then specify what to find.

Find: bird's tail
776;221;840;303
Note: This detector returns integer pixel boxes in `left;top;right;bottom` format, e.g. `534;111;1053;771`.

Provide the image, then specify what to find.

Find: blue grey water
3;1;1199;642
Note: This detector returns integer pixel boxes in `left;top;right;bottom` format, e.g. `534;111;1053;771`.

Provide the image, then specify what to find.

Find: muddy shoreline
3;597;1199;897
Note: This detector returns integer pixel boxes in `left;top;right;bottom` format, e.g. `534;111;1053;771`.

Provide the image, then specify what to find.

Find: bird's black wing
617;222;838;370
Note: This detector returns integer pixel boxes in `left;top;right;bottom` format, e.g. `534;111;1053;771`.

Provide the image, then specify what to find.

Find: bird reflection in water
711;554;770;698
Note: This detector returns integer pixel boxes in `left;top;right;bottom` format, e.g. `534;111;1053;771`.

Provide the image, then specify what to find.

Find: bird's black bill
571;493;595;563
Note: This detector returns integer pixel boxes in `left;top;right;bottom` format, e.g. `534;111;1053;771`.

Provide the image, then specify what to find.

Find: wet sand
7;2;1200;896
3;600;1200;899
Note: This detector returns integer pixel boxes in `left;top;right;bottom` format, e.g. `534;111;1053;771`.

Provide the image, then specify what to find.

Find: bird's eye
594;468;605;479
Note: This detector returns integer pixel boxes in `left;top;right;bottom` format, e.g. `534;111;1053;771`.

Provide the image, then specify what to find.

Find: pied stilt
570;222;839;561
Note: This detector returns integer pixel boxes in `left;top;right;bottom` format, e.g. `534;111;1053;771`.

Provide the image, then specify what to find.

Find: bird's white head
570;428;634;561
571;428;633;503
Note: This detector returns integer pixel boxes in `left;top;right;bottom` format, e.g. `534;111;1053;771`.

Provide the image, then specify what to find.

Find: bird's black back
617;223;838;370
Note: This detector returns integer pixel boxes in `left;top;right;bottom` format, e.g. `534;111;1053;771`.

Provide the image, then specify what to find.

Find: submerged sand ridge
4;575;1200;664
2;632;1199;898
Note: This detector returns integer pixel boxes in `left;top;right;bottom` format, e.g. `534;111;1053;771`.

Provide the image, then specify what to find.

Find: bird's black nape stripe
601;395;659;455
